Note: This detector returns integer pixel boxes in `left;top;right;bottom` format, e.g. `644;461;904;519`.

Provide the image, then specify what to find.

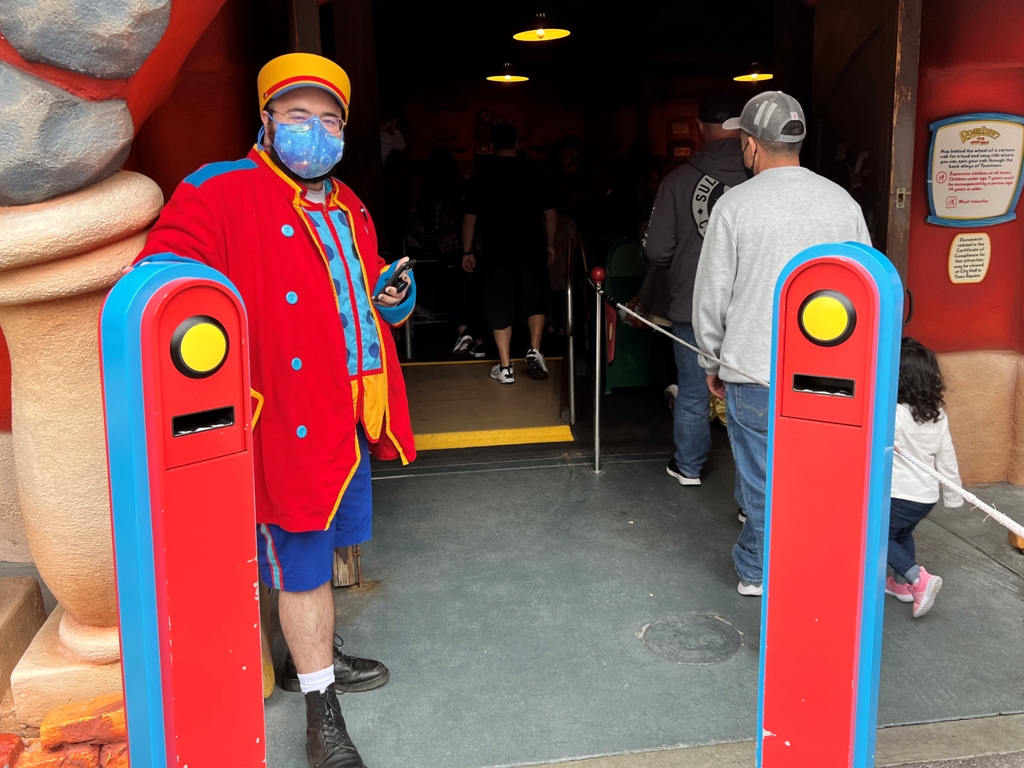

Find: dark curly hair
898;337;945;424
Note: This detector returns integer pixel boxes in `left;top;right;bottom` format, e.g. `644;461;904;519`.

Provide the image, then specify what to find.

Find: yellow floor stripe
415;425;575;451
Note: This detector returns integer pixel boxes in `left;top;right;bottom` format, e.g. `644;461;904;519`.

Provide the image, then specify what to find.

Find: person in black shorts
461;122;558;384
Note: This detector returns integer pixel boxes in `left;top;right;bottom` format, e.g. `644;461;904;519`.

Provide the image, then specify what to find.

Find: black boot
304;684;365;768
284;635;389;693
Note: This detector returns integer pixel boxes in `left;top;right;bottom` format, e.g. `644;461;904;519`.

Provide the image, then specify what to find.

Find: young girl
885;338;963;618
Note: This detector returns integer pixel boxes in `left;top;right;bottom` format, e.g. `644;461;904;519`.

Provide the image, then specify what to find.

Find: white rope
609;298;770;388
893;444;1024;539
605;292;1024;539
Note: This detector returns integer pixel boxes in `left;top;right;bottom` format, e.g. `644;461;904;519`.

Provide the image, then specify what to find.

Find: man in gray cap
692;91;871;596
645;93;748;489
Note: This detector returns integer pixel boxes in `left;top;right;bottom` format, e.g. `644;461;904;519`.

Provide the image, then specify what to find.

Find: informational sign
667;118;693;138
948;233;991;284
927;113;1024;227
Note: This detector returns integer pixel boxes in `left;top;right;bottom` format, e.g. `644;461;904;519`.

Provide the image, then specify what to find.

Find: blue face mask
263;116;345;179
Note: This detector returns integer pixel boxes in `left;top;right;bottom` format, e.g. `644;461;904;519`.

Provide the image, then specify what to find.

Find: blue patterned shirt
302;192;383;377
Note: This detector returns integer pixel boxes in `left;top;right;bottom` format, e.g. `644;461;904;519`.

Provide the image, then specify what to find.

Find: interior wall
772;0;815;133
905;0;1024;353
396;77;723;210
811;0;904;253
399;79;587;194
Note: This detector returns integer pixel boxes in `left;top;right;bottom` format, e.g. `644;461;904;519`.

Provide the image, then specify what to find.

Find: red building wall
124;0;259;201
905;0;1024;352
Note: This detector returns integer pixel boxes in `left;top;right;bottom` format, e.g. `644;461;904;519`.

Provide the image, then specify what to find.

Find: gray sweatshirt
692;166;871;384
643;139;748;323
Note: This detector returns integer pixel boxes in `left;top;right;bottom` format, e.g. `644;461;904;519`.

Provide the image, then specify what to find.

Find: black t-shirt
464;156;556;265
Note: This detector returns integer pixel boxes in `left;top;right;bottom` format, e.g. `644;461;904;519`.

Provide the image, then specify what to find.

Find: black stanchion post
591;267;606;473
566;238;576;427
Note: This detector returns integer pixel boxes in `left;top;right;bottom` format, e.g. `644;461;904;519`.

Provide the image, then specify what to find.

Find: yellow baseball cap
257;53;351;118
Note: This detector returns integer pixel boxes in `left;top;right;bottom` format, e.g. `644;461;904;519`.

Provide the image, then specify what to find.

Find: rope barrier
594;285;1024;538
598;287;770;387
893;444;1024;538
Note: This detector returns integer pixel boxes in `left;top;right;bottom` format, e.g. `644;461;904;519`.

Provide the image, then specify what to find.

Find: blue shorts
257;428;372;592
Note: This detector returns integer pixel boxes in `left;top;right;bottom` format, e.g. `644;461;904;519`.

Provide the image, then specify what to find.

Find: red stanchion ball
590;266;606;283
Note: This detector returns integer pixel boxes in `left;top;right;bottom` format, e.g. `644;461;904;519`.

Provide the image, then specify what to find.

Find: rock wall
0;0;170;79
0;63;133;206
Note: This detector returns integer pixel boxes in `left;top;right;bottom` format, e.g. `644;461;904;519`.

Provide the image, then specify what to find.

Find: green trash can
602;237;675;394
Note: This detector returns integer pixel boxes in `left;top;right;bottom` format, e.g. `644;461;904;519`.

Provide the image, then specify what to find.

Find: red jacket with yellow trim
137;147;416;532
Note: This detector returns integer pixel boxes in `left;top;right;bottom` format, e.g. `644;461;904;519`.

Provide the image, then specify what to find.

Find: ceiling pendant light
734;62;774;83
487;62;529;83
513;12;570;42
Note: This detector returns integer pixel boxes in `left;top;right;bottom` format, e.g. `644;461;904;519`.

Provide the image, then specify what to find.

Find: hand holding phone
376;259;416;303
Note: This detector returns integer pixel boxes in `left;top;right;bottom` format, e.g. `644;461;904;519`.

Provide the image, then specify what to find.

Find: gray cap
739;91;806;143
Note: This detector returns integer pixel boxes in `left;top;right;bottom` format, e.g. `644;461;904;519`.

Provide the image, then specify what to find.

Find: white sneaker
737;580;763;596
525;348;548;379
452;333;473;354
490;363;515;384
738;509;747;524
666;460;701;486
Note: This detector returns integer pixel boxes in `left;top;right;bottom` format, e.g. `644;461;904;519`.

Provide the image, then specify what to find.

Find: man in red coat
138;53;416;768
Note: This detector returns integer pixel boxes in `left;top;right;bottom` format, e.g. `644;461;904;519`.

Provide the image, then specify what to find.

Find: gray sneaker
664;384;678;410
737;580;763;597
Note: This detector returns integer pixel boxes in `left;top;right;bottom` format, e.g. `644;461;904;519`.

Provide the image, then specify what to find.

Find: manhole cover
640;613;743;664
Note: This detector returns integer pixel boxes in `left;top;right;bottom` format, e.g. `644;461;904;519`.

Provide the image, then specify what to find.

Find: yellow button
799;291;855;346
180;322;227;373
171;316;229;378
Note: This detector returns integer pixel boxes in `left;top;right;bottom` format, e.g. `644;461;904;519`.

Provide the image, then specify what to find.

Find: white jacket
892;404;963;507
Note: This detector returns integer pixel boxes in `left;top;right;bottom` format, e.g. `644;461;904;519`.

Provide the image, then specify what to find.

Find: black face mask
742;139;756;179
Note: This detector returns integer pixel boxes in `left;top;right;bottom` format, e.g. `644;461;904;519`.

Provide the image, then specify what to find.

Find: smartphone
376;259;416;302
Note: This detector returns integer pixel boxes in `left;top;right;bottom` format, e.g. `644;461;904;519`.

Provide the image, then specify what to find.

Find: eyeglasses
267;109;345;136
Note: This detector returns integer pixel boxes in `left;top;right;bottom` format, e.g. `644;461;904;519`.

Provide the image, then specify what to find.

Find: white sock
297;665;336;694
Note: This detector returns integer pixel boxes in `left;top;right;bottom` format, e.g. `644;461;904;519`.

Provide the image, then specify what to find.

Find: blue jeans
734;467;745;513
887;497;934;579
726;383;770;584
671;322;712;477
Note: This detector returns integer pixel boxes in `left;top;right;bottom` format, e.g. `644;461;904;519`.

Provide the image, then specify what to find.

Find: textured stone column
1;172;163;723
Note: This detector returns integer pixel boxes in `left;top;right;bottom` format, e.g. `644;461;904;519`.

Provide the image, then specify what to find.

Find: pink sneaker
885;576;914;603
909;567;943;618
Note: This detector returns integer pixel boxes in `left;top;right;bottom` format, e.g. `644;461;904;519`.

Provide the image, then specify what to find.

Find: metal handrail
582;238;602;473
565;236;576;427
401;235;413;359
593;267;602;473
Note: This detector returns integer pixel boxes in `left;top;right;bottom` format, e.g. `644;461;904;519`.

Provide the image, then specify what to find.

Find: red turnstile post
759;242;902;768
